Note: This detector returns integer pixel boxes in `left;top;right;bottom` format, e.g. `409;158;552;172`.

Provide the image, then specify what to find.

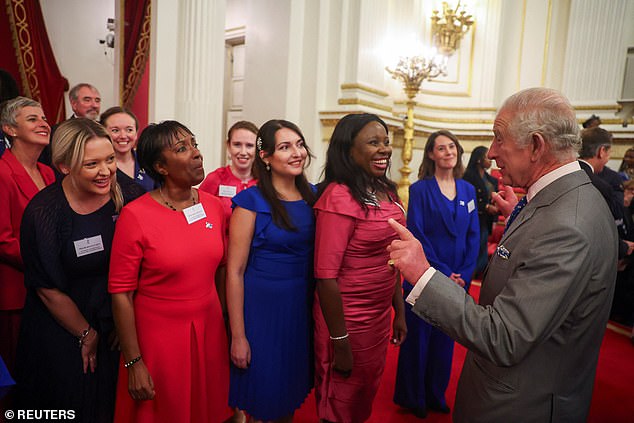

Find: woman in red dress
314;113;407;422
109;121;231;422
199;120;258;225
0;97;55;374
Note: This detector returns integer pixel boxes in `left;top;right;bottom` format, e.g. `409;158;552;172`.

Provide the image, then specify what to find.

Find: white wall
40;0;116;118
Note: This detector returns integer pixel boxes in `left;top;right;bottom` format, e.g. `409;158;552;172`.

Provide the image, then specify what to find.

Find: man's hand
387;218;430;283
491;185;519;218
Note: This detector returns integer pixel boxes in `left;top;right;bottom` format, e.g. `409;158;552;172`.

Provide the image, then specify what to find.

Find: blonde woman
14;118;143;423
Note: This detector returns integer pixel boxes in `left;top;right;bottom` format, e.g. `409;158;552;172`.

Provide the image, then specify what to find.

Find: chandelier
386;54;447;207
430;1;474;57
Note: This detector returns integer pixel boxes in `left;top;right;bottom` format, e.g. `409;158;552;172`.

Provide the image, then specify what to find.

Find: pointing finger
388;218;415;241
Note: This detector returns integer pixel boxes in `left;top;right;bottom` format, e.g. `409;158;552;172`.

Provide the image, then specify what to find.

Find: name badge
74;235;105;257
183;203;206;224
218;185;237;198
467;199;475;213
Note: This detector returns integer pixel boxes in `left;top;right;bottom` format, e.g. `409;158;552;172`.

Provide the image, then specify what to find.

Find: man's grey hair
69;83;98;101
0;96;42;127
500;87;581;162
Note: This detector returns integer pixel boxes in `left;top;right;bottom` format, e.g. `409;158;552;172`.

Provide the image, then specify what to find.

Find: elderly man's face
70;86;101;120
488;108;534;189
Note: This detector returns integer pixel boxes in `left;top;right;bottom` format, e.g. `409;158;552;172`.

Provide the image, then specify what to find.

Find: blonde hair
52;118;124;211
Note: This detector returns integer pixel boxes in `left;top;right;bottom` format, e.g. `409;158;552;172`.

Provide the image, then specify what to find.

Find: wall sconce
430;1;474;57
386;54;447;207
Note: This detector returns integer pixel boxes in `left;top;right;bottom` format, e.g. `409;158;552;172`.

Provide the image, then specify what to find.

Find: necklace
159;186;196;211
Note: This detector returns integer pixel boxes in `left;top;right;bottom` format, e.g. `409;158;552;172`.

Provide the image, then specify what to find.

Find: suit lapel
499;170;590;243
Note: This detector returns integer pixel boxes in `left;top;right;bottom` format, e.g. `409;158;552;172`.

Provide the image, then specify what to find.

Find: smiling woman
0;97;56;379
226;119;316;422
394;130;479;418
313;113;407;422
14;118;144;422
199;120;259;231
100;106;157;192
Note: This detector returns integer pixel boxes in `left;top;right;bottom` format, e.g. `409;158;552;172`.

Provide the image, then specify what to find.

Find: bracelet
124;355;142;368
77;326;92;348
329;333;349;341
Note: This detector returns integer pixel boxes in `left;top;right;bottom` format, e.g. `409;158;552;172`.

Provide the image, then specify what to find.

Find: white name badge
218;185;237;198
183;203;206;224
74;235;105;258
467;199;476;213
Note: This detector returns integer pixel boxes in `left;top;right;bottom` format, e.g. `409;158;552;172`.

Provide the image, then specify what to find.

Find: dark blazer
0;150;55;310
411;169;617;422
580;160;629;258
598;165;624;205
463;168;499;233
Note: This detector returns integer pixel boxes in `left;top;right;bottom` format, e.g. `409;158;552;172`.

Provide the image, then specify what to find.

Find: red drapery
2;0;68;123
122;0;151;129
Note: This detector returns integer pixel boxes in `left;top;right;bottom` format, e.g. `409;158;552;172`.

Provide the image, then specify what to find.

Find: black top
463;168;499;233
14;181;142;422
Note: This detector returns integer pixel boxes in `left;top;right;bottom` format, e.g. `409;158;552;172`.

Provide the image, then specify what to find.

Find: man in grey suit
387;87;617;422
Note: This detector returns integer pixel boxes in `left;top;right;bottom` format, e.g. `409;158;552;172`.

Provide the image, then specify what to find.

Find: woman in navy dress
100;107;157;192
227;119;316;422
393;130;479;418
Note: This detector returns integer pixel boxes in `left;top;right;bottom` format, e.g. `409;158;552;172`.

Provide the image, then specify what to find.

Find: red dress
199;165;256;231
108;191;231;422
0;150;55;372
313;183;406;422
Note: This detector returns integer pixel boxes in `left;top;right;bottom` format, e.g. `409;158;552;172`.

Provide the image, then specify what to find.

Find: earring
265;162;271;171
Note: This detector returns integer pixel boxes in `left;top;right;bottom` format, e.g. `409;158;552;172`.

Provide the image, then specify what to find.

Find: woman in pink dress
314;113;407;422
109;121;231;422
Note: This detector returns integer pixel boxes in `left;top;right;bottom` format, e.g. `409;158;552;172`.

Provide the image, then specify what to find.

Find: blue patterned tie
504;196;527;234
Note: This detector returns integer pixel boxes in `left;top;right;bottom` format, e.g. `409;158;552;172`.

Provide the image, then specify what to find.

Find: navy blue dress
229;187;314;420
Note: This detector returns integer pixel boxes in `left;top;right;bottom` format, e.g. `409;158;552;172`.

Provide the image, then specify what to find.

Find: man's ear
529;132;547;161
598;145;610;160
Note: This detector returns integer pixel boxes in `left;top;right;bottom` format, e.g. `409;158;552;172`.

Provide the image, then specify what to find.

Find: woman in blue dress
227;119;315;422
393;130;479;418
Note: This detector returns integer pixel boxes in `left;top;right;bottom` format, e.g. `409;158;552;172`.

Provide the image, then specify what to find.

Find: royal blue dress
394;177;479;413
229;186;314;420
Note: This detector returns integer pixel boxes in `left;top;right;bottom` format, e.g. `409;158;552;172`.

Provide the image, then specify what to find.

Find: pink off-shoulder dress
313;183;405;422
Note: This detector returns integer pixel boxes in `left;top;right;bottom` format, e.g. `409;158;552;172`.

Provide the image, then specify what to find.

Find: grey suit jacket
411;170;617;423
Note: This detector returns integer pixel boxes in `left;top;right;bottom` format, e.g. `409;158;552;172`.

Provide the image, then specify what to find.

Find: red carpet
295;283;634;422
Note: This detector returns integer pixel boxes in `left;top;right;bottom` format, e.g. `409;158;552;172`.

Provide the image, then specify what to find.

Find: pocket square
496;244;510;260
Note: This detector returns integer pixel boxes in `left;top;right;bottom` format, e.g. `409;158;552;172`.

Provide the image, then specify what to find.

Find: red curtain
2;0;68;124
122;0;151;129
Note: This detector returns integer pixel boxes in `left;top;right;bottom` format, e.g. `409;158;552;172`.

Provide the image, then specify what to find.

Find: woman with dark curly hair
313;113;407;422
